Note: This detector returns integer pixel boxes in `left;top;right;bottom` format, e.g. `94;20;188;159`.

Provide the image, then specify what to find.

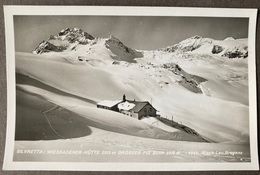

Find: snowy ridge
161;36;248;59
161;35;213;52
105;35;143;62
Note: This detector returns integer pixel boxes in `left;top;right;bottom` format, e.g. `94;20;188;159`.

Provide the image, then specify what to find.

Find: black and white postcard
3;6;258;171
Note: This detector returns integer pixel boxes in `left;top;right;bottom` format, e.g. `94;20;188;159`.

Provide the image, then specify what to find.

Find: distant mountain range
31;27;249;96
33;27;248;59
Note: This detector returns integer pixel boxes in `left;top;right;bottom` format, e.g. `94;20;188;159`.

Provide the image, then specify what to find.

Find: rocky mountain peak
57;27;94;43
108;35;121;43
105;35;136;55
33;28;95;54
190;35;203;39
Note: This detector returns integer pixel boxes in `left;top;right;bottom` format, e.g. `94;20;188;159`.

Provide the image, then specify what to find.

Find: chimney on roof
123;94;126;102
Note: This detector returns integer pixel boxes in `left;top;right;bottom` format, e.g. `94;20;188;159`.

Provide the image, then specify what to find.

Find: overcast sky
14;16;249;52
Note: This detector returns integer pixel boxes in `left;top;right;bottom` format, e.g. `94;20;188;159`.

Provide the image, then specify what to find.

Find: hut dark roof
126;100;156;113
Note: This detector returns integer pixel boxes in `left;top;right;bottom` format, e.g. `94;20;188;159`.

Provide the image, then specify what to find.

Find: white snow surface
14;34;251;162
118;101;135;110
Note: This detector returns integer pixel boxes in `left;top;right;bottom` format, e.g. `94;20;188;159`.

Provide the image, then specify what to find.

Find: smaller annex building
96;100;122;112
97;95;157;120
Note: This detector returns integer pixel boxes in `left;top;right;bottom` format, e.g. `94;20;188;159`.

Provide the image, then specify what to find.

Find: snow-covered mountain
33;28;143;62
161;35;213;53
29;27;249;111
33;28;94;54
30;27;249;103
15;27;250;162
32;28;209;93
161;35;248;59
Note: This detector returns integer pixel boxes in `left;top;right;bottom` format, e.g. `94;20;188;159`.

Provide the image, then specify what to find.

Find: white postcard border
3;6;258;171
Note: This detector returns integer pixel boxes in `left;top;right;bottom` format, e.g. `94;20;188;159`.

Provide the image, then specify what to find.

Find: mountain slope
16;28;249;145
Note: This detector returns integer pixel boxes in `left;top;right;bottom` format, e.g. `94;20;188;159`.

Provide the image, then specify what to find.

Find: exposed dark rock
58;28;94;44
212;45;224;54
112;61;120;65
222;49;248;59
33;28;95;54
58;28;94;41
105;35;143;59
33;41;65;54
